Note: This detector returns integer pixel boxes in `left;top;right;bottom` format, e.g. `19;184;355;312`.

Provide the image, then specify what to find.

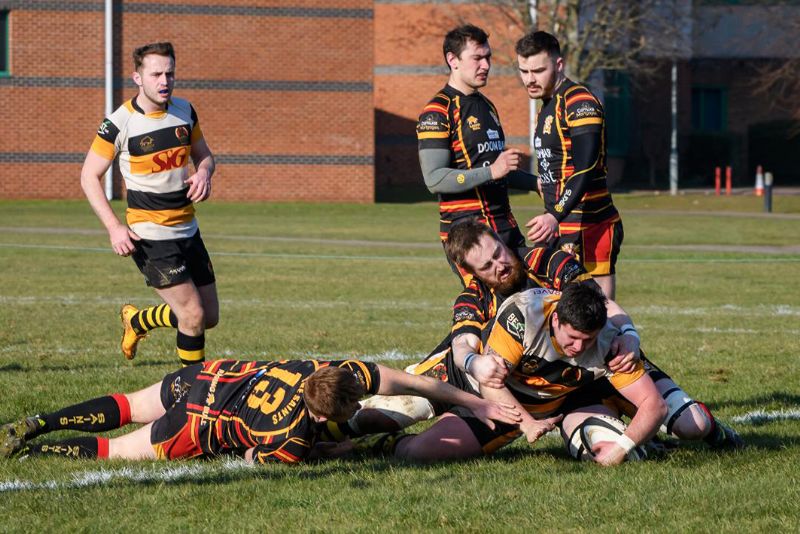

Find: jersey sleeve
90;117;120;160
190;104;204;144
451;282;489;339
485;301;526;368
565;86;603;135
327;360;381;395
607;360;647;390
252;436;311;465
522;246;594;291
416;95;451;150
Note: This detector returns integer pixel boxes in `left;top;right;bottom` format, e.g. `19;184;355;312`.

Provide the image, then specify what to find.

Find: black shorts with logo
132;230;215;289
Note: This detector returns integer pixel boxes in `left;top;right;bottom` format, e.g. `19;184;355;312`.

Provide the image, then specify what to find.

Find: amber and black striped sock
28;437;109;459
130;304;177;335
176;331;205;366
39;394;132;435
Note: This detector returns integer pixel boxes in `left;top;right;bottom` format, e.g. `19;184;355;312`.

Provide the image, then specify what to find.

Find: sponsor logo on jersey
487;129;500;140
477;140;504;154
535;137;542;148
175;126;190;144
454;308;475;322
467;115;481;131
153;147;189;173
457;173;466;184
506;312;525;340
574;103;598;118
418;116;443;131
554;189;572;212
98;119;112;136
139;136;155;153
543;115;553;135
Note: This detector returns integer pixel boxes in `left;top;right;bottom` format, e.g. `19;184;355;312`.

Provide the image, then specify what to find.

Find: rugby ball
578;415;646;462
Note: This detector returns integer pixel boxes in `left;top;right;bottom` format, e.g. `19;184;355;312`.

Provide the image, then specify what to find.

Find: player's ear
555;56;564;73
446;51;459;70
132;70;142;87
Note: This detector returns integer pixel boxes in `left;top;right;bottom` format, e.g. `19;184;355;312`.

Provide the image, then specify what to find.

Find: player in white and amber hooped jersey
80;42;218;367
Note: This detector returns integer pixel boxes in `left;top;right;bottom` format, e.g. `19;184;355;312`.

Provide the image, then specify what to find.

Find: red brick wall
0;1;374;202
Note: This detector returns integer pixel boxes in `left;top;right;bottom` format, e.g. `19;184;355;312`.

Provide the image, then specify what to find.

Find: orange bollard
715;167;721;196
725;166;732;196
755;165;764;196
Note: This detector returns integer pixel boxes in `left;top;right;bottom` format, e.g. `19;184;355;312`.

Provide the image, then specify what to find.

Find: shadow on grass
701;391;800;413
0;359;171;373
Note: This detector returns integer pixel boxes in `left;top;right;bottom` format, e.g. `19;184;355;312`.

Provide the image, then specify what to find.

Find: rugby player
0;358;520;463
417;24;538;284
80;42;218;366
517;31;623;299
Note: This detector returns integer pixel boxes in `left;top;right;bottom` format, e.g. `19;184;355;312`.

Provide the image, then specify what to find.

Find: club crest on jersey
175;126;190;145
506;312;525;340
560;242;581;262
543;115;553;135
457;173;466;184
467;116;481;131
139;136;155;153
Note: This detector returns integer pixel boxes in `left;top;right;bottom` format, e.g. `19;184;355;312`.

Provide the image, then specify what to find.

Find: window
691;87;727;132
0;11;7;75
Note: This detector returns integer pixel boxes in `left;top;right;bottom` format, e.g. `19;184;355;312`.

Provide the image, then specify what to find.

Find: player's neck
447;77;479;96
134;93;167;114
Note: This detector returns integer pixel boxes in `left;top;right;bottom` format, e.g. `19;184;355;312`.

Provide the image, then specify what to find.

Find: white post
669;59;678;195
104;0;113;200
528;0;538;174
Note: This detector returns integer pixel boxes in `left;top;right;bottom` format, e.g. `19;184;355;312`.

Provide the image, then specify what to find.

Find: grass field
1;193;799;532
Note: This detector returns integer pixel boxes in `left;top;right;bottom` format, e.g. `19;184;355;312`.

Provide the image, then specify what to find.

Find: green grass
1;195;800;532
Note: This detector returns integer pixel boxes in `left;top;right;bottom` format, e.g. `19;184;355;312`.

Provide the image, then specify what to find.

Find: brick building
1;1;798;201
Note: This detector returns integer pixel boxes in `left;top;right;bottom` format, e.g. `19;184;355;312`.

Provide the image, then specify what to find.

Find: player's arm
505;169;540;192
80;126;140;257
605;300;641;373
449;288;508;387
186;110;215;202
374;364;521;429
591;367;667;467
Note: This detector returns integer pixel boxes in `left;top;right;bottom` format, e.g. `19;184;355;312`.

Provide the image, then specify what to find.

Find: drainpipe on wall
104;0;113;200
528;0;538;176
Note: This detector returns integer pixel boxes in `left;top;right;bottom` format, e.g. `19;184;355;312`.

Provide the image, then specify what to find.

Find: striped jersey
90;96;204;240
175;359;380;464
534;79;619;225
417;85;518;240
485;288;644;416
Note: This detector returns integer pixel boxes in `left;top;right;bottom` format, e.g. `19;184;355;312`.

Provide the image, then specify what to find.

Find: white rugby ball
579;415;647;462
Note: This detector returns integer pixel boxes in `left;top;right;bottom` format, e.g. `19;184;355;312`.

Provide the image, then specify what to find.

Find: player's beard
493;254;526;295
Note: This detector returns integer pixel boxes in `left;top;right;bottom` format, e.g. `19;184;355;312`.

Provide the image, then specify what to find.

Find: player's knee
175;305;205;333
669;404;711;440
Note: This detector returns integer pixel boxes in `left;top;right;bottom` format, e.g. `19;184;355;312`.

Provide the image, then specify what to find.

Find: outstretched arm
375;364;521;430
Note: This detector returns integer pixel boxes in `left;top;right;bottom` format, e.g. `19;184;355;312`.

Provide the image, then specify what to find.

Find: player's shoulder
563;82;601;107
420;88;453;115
167;96;195;118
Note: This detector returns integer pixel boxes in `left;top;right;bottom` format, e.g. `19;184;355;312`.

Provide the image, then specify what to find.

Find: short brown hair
443;24;489;68
444;218;497;270
304;367;365;422
133;42;175;71
515;31;561;60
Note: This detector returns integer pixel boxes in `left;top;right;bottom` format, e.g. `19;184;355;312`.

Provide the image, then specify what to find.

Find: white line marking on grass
0;458;254;493
732;409;800;425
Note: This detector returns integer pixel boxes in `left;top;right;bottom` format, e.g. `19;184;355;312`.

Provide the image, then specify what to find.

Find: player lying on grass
0;358;521;464
325;221;743;460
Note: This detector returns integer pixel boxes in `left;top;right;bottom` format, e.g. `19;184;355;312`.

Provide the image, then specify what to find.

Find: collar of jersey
131;96;170;118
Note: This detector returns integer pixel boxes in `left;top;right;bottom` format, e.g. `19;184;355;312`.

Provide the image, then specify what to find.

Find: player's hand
608;334;641;374
469;400;522;430
490;148;522;180
469;354;509;389
185;168;212;202
520;414;563;445
590;440;628;466
525;213;559;244
109;223;140;257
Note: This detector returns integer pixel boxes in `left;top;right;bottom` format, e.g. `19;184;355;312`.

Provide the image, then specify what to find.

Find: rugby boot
120;304;147;360
0;417;45;459
706;419;745;450
350;432;407;456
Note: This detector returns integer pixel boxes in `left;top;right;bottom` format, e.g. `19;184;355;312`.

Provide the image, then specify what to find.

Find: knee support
660;386;709;437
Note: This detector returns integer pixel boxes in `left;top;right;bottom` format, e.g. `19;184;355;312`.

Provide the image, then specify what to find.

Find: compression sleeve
419;148;493;194
505;169;539;191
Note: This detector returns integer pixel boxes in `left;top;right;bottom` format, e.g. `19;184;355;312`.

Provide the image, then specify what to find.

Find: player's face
464;234;518;289
133;54;175;110
552;313;600;358
449;40;492;92
518;51;563;100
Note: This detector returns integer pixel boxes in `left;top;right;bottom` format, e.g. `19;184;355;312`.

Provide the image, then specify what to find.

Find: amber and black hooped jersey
484;288;644;416
534;79;619;226
451;245;595;344
183;359;379;464
417;85;518;240
90;97;204;240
